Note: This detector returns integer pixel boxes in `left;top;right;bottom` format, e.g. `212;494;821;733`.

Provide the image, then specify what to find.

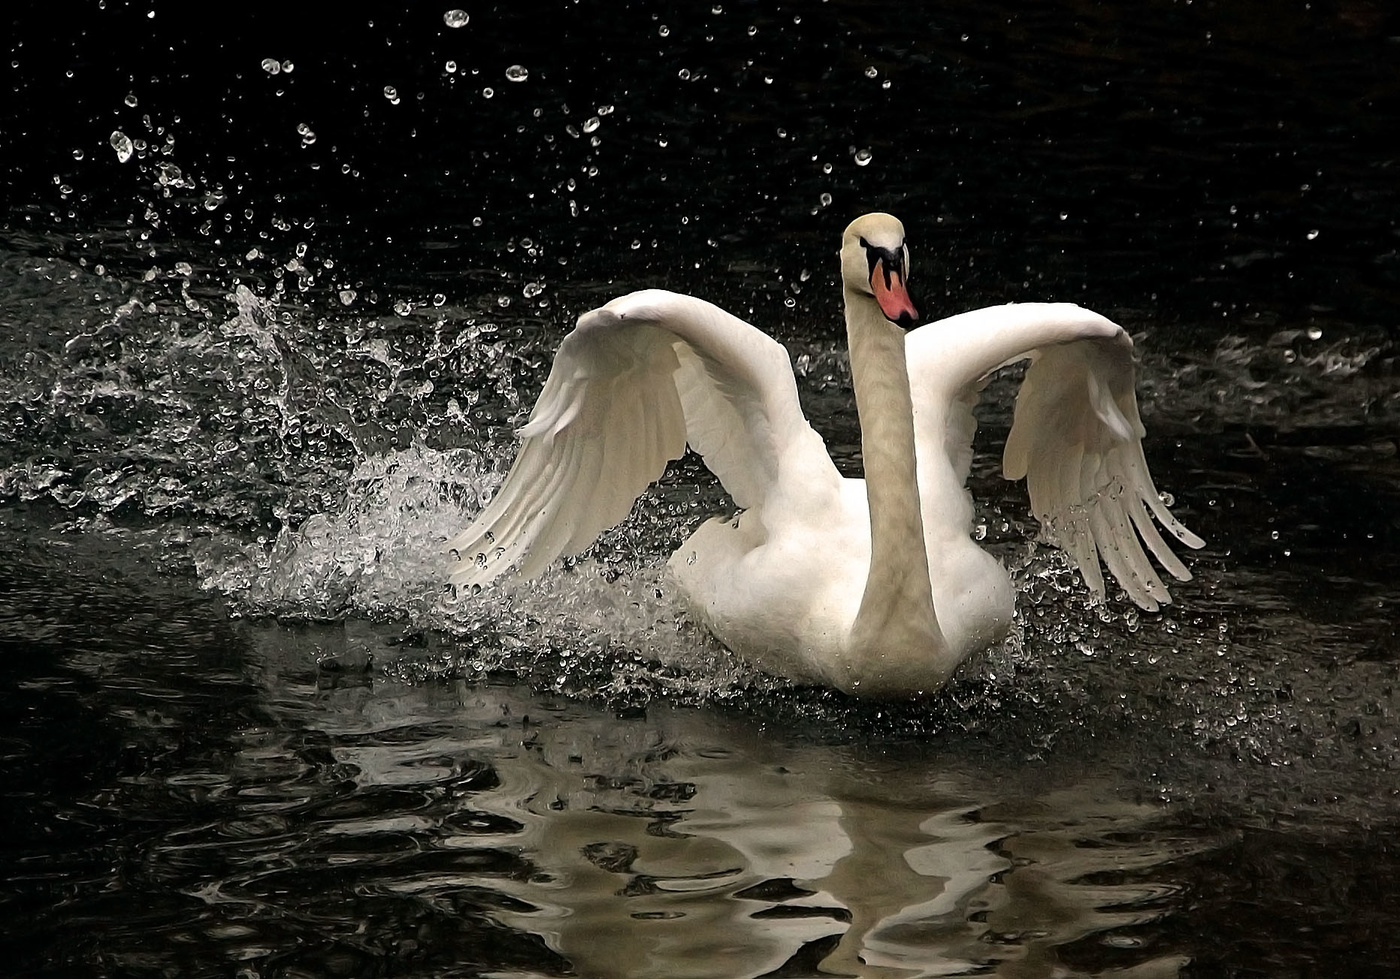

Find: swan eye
860;239;905;289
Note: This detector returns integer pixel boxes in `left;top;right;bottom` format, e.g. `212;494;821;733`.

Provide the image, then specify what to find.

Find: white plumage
447;213;1203;697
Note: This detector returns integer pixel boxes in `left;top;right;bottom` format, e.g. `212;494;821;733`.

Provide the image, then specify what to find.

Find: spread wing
906;302;1204;611
446;289;829;587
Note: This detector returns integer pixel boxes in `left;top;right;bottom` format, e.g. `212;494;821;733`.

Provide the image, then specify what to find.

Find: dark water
3;1;1399;975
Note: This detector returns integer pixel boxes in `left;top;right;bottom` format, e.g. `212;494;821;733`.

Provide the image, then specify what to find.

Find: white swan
447;213;1203;697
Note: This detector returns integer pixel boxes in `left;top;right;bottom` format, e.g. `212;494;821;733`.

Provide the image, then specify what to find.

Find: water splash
0;255;527;534
109;130;134;163
4;221;1396;755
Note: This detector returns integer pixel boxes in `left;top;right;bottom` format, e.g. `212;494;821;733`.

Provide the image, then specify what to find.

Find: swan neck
845;291;945;680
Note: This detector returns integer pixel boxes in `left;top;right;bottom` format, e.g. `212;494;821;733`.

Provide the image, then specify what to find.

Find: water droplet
338;289;357;306
597;104;614;115
383;85;399;103
864;66;878;78
1305;228;1319;240
281;60;294;74
297;123;316;145
124;92;138;107
1306;326;1323;340
881;79;891;90
71;148;84;160
445;60;457;73
443;9;469;28
261;58;280;74
630;240;641;250
482;87;494;99
783;297;796;308
109;130;133;163
747;24;757;35
819;192;832;207
1158;491;1175;507
582;116;600;133
1059;211;1069;220
853;147;872;166
433;293;447;307
677;68;691;80
658;24;670;36
822;162;832;174
523;282;544;298
505;65;529;82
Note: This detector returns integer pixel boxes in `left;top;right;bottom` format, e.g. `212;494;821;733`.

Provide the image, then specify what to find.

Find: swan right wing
447;289;825;587
907;302;1203;611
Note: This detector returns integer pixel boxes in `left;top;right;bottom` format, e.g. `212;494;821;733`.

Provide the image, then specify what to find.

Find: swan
446;213;1203;697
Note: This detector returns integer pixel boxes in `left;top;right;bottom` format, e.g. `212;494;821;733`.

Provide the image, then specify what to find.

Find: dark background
5;0;1398;332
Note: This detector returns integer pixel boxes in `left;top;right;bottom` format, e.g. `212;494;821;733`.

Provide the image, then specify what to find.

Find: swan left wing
906;302;1204;611
447;289;824;588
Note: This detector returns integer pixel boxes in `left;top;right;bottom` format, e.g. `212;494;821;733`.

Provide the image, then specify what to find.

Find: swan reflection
244;622;1205;978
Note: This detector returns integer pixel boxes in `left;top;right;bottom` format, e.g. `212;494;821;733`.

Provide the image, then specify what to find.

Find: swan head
841;212;919;327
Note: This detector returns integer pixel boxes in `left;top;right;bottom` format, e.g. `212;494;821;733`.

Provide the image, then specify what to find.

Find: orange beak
870;257;919;326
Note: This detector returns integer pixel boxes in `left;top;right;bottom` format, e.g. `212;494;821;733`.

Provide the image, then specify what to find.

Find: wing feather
907;302;1203;611
447;289;824;587
515;436;590;580
1126;491;1190;581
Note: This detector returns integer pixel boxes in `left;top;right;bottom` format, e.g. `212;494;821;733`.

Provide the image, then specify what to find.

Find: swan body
447;213;1203;697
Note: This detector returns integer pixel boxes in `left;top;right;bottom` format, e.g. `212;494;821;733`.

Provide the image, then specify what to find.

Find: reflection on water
288;678;1200;979
0;527;1207;977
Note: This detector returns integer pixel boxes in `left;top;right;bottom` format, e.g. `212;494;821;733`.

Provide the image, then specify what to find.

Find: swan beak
870;256;919;327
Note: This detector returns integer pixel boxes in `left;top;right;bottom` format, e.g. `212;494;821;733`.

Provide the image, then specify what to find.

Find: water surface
3;1;1399;975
